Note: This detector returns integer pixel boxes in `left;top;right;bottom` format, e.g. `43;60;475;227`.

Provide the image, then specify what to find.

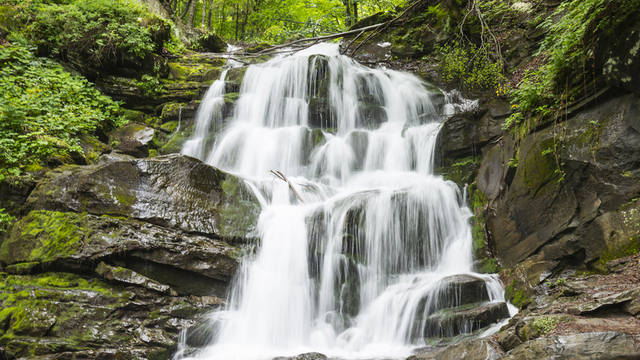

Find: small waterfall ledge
178;43;516;360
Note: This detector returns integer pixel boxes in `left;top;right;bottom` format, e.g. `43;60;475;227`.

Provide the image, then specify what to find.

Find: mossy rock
0;272;212;358
244;43;271;53
1;209;240;287
159;127;193;154
225;67;248;93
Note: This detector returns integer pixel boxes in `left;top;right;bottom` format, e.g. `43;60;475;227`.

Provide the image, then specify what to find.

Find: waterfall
181;43;514;360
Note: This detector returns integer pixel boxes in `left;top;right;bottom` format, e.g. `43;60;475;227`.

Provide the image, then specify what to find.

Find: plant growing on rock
0;43;126;181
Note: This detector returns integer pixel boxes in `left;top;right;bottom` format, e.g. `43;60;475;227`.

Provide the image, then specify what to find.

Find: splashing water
180;43;514;360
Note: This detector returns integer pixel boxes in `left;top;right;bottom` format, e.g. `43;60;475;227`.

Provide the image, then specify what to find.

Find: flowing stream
179;43;514;360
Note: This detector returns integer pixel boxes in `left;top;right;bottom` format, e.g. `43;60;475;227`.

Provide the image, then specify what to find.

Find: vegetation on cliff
0;44;125;182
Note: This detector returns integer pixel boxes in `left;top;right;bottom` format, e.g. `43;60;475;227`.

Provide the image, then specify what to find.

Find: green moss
5;262;40;274
223;92;240;105
161;121;180;133
529;316;560;336
505;279;531;309
219;177;260;240
36;274;78;288
159;130;189;154
476;258;501;274
596;236;640;271
245;43;271;53
0;211;92;266
148;348;171;360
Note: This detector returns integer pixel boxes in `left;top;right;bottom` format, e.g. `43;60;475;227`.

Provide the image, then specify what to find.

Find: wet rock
423;302;510;338
159;101;199;124
225;66;248;93
0;272;213;358
108;123;156;158
436;99;510;160
273;352;328;360
1;211;239;296
437;275;490;307
95;151;137;165
488;93;640;270
408;338;503;360
95;262;177;296
501;332;640;359
23;154;260;242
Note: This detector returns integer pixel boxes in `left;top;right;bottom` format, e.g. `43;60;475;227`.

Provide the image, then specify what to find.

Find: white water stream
179;43;514;360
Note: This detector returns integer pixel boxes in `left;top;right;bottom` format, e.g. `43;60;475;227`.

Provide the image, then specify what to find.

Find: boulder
501;332;640;359
423;302;510;338
109;123;156;158
22;154;261;242
197;31;228;53
273;352;328;360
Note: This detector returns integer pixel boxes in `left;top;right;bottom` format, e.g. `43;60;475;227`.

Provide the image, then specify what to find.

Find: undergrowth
1;0;170;69
0;43;126;182
506;0;640;131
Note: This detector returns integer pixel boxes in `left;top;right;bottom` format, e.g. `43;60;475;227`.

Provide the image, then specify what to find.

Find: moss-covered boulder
22;154;260;243
0;210;239;292
197;31;228;53
0;272;219;358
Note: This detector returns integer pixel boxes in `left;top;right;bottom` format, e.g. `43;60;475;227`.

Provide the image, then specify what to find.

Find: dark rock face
487;93;640;270
23;154;260;243
436;99;511;160
423;302;510;338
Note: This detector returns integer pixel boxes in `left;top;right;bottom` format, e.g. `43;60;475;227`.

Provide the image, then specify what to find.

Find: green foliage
0;208;15;234
530;316;560;335
7;0;169;68
0;44;126;181
509;0;640;123
545;277;566;288
439;40;507;92
135;74;164;97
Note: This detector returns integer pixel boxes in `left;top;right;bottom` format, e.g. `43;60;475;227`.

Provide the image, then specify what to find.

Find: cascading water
180;43;515;360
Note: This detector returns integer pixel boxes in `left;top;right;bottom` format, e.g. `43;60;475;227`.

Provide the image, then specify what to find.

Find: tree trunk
353;0;358;24
202;0;207;28
187;0;198;28
180;0;192;19
235;4;239;42
207;0;213;29
343;0;352;27
241;0;250;39
219;0;227;34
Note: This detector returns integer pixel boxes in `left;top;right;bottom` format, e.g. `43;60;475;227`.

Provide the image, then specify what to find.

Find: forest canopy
169;0;403;43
